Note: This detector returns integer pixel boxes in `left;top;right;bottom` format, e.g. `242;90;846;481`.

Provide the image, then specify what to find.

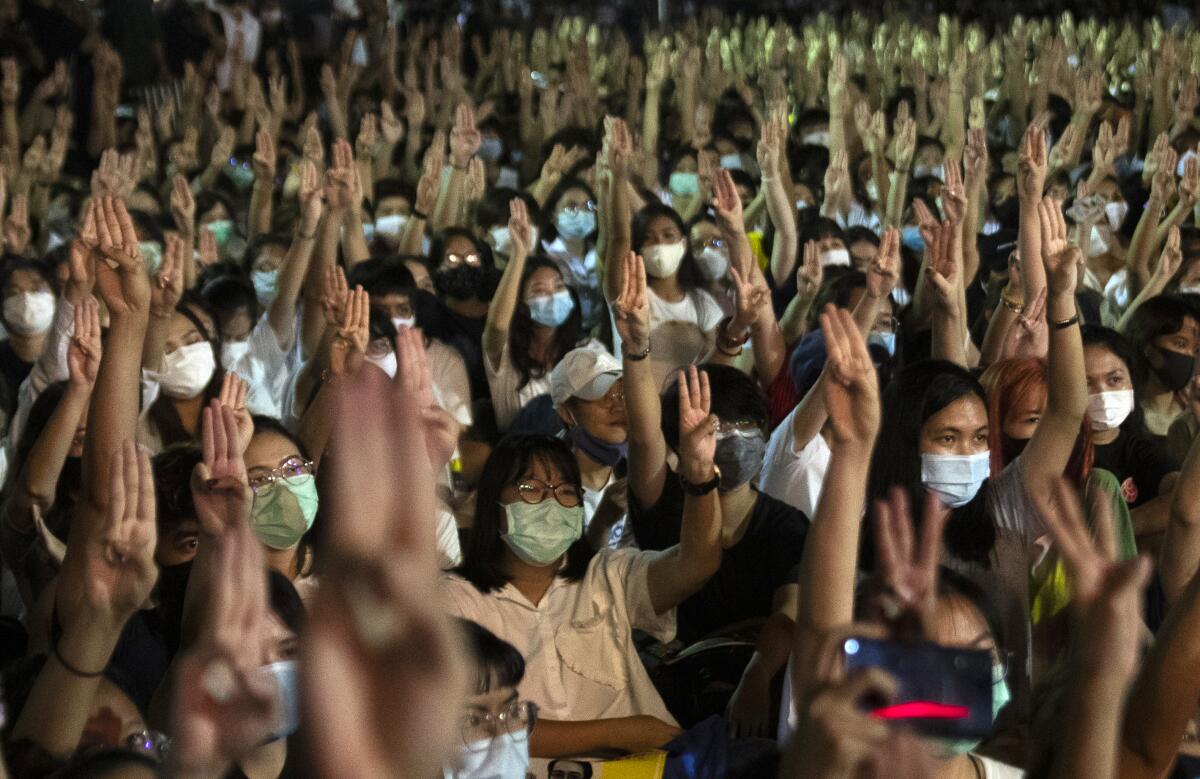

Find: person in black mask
430;228;499;405
1125;296;1200;437
550;346;631;550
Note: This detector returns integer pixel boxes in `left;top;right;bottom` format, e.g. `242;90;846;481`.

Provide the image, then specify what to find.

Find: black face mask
435;265;488;300
1153;346;1194;392
1001;434;1029;463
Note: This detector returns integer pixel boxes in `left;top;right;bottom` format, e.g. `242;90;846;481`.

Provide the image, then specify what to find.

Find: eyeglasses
873;315;900;334
715;419;762;439
695;237;726;251
559;201;596;215
516;478;582;507
442;252;481;268
248;457;315;495
462;700;538;748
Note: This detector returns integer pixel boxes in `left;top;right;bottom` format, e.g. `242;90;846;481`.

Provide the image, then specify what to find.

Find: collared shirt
440;548;677;725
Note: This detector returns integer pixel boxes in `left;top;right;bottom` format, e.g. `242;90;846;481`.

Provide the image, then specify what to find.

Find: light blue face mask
933;664;1012;757
252;268;279;302
921;451;990;508
225;162;256;191
527;290;574;327
140;241;164;276
205;219;235;248
719;152;744;171
669;171;700;197
901;225;926;253
556;209;596;240
478;137;503;161
502;499;584;566
868;330;896;357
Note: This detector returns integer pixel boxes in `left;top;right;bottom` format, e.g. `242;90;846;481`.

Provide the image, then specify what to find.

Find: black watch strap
679;467;721;496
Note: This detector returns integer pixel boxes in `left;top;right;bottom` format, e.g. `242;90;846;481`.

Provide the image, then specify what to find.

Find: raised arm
927;220;968;367
760;116;799;287
431;104;481;231
267;160;322;350
1016;123;1048;310
614;252;668;508
482;198;532;369
1159;394;1200;604
248;129;276;240
646;366;723;614
602;117;634;302
1019;199;1087;500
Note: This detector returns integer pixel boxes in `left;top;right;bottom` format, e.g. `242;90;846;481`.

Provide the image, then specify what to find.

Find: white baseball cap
550;346;622;408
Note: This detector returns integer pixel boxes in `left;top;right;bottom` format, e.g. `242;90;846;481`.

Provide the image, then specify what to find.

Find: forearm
884;167;909;229
1155;197;1195;247
483;250;529;364
21;385;90;506
780;294;814;346
980;300;1020;367
1018;203;1046;303
750;310;785;391
268;235;316;349
603;173;632;301
931;303;968;366
431;168;466;231
623;352;667;506
530;717;645;759
397;214;427;256
642;89;661;160
2;102;18;152
1052;657;1129;779
248;182;273;240
1127;195;1166;290
945;86;965;159
764;175;798;285
1116;273;1171;333
340;210;371;269
300;213;341;360
141;314;171;372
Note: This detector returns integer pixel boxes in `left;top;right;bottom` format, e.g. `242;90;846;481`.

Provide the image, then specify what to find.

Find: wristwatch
680;466;721;496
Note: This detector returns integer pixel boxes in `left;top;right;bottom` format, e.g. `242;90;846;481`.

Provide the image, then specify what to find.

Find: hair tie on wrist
53;640;106;678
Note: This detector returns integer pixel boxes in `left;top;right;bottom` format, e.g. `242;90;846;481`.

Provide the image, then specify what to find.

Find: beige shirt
440;548;677;725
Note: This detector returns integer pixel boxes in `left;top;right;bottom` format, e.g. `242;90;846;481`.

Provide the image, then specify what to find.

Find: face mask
225;163;256;191
1180;283;1200;295
1152;346;1194;392
141;241;164;275
556;209;596;240
865;180;880;201
157;341;216;399
392;316;415;332
478;137;503;161
719;153;744;171
205;218;235;248
367;350;398;378
900;226;925;253
255;660;300;742
920;451;990;508
867;331;896;357
436;265;488;300
3;291;55;336
642;240;687;278
496;166;521;190
489;225;512;257
570;425;627;467
1087;225;1111;258
527;290;574;327
669;171;700;197
252;268;278;302
1105;201;1129;233
820;248;851;267
695;246;729;280
796;198;810;210
260;7;283;24
250;474;319;550
374;213;408;239
221;339;250;369
1001;434;1029;462
1086;389;1135;432
1178;149;1198;177
933;665;1010;758
914;163;946;181
445;731;531;779
501;499;584;566
802;130;830;147
713;429;767;490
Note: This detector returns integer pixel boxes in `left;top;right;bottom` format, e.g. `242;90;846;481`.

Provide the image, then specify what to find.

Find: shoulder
750;491;811;535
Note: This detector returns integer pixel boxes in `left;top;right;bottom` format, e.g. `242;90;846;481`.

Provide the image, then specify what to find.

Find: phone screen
843;636;993;739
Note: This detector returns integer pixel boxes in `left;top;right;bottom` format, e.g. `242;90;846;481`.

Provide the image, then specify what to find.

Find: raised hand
324;139;356;214
88;197;151;316
68;296;102;388
940;158;967;225
356;113;380;162
396;327;460;471
507;197;532;260
449;103;481;168
150;233;185;319
892;112;917;173
3;193;30;254
603;115;633;179
820;305;880;447
217;372;254;454
924;221;958;311
711;168;745;236
252;129;276;184
1157;225;1185;284
797;240;823;300
322;266;350;327
191;401;253;536
1181;154;1200;203
330;285;369;378
464;157;486;203
297;159;323;237
757;117;782;178
1144;133;1170;185
872;486;951;637
1017;123;1047;203
677;366;716;484
379;101;404;145
867;227;901;299
199;226;218;267
824;149;850;208
210;126;236;172
1002;286;1049;360
613;251;651;353
728;264;769;329
1037;197;1080;295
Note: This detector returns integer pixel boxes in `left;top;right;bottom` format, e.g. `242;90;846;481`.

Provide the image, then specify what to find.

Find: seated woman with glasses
445;618;537;778
245;417;318;597
443;373;724;760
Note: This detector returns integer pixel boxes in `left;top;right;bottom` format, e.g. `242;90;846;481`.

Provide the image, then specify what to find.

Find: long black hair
865;360;995;568
456;434;594;593
632;202;703;292
508;257;585;390
147;296;224;448
251;415;317;579
1081;324;1148;432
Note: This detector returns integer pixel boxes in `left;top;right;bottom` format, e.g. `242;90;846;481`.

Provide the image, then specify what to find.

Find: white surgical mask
1087;225;1111;258
820;248;851;267
392;316;415;331
865;180;880;201
1179;282;1200;296
221;340;251;369
157;341;216;399
366;350;397;378
921;451;990;508
444;731;531;779
719;152;744;171
1178;149;1198;177
802;131;830;147
1087;389;1135;432
695;246;729;280
489;225;512;257
642;240;687;278
796;198;810;210
374;214;409;239
3;291;55;336
1105;201;1129;232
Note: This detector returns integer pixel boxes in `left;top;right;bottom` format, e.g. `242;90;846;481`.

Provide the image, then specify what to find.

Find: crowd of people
4;0;1200;777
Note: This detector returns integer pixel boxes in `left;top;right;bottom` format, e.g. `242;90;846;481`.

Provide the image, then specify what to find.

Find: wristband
411;209;428;221
1052;314;1080;330
53;640;106;678
624;342;651;361
1001;295;1024;314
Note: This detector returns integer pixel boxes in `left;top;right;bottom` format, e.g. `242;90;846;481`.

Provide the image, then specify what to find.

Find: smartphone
842;636;993;739
254;661;300;741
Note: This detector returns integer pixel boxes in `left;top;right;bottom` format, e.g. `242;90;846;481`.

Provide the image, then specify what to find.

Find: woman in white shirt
484;199;593;431
443;366;723;759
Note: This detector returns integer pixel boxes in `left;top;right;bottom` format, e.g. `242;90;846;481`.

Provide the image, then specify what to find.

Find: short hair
1124;295;1197;351
456;618;526;694
660;363;769;450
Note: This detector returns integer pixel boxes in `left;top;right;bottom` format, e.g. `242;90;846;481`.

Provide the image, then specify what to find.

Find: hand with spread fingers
86;196;151;317
191;400;254;537
330;285;369;378
612;251;651;354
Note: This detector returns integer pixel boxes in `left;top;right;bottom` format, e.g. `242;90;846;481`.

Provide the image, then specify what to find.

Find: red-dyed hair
978;357;1093;487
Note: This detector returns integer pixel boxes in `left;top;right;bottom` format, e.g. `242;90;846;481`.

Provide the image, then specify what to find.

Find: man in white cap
549;346;634;549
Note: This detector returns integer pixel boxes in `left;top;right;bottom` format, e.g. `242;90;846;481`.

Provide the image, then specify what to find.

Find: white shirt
213;5;262;91
8;296;74;462
429;340;472;427
582;471;633;549
440;548;677;725
226;314;290;420
647;286;724;334
486;337;599;431
758;407;831;519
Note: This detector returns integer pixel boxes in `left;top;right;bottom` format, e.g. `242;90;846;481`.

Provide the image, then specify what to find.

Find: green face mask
250;474;319;550
140;241;164;276
932;664;1012;758
501;499;584;566
205;218;235;249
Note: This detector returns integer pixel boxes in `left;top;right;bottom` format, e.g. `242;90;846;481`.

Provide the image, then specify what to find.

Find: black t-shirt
1092;424;1179;508
0;340;32;418
629;472;809;644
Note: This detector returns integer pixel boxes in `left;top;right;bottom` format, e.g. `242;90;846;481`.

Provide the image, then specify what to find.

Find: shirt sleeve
604;548;676;644
758;407;831;518
987;456;1044;545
